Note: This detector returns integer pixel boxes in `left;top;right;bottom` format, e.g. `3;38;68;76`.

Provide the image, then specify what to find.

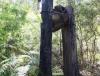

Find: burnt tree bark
38;0;53;76
62;6;80;76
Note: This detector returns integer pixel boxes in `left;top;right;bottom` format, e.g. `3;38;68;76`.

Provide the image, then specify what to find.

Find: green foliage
27;66;39;76
0;3;27;62
0;58;17;76
0;3;27;31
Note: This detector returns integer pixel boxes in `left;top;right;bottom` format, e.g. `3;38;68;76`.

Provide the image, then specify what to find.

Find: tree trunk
62;6;80;76
38;0;53;76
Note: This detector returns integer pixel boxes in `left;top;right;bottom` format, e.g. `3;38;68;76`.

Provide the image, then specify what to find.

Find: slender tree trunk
62;6;80;76
38;0;53;76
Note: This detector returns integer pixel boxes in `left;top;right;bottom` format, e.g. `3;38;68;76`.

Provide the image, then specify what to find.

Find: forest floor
80;61;100;76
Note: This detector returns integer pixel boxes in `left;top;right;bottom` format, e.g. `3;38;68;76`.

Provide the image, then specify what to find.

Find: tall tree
62;0;80;76
38;0;53;76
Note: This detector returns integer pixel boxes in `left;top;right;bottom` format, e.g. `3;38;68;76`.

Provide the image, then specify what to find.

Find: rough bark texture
38;0;53;76
62;6;80;76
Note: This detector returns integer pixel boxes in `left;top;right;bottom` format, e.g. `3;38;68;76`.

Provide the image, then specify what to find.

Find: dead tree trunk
38;0;53;76
62;6;80;76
